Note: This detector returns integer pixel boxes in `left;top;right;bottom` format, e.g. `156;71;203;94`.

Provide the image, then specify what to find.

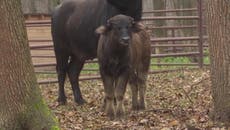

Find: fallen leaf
169;120;179;126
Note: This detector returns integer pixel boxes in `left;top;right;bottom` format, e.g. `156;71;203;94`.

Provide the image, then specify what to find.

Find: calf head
96;15;145;46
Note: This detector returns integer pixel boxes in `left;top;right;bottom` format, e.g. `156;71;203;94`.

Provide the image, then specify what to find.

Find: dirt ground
38;68;223;130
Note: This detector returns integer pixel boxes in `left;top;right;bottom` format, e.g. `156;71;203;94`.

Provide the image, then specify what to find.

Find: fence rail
143;8;198;13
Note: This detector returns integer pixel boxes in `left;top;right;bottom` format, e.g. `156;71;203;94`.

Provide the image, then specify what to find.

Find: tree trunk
206;0;230;122
0;0;59;129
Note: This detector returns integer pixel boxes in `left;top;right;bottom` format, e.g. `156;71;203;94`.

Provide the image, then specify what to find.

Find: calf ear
133;22;145;33
95;26;107;34
96;20;112;34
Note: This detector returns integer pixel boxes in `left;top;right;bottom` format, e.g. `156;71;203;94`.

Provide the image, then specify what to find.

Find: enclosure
25;0;214;129
26;0;207;84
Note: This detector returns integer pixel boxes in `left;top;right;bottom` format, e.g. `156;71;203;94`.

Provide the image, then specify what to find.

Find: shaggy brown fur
96;15;151;120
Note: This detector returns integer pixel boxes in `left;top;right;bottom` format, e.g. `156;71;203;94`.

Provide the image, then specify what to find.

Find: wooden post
197;0;203;68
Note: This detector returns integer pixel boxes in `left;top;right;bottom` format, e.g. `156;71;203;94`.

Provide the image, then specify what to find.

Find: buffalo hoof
58;101;66;105
106;105;115;120
132;105;139;111
100;103;106;112
138;105;145;110
107;112;115;120
116;110;125;119
57;97;67;105
75;98;87;105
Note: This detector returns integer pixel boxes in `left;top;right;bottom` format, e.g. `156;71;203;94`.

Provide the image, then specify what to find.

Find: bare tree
0;0;59;129
206;0;230;122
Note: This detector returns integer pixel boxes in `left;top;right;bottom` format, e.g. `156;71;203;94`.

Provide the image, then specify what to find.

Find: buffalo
51;0;143;105
96;15;151;119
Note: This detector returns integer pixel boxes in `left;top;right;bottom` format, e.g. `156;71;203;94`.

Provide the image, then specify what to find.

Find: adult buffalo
51;0;143;105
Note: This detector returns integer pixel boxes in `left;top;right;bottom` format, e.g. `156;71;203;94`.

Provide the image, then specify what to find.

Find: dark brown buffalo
96;15;151;119
51;0;142;105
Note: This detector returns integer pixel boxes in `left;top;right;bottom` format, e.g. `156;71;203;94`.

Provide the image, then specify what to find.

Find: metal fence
26;0;207;85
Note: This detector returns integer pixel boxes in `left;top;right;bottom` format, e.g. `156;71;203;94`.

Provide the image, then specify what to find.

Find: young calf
96;15;151;119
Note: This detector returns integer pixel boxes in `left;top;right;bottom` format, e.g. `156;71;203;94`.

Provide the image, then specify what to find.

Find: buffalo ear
133;22;145;33
96;20;112;34
95;26;107;34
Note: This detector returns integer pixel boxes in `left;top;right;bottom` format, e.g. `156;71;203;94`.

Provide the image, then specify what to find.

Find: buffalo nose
121;36;130;43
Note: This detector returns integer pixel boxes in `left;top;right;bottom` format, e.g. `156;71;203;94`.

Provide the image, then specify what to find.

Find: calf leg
138;74;148;110
100;98;106;112
115;74;128;119
130;83;139;110
67;57;86;105
101;96;117;112
55;52;69;105
101;75;115;120
138;82;146;110
105;93;115;120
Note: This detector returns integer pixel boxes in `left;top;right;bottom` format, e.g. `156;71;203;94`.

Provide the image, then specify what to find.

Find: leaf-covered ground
39;68;217;130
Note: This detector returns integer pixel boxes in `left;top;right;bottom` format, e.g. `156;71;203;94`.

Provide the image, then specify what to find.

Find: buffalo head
96;15;145;46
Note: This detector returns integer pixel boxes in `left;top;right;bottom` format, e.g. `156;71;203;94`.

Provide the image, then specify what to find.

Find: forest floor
39;68;224;130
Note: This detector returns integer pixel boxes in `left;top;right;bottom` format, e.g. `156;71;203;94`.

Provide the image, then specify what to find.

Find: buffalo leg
55;52;69;105
138;74;148;110
115;74;128;119
138;82;146;110
101;74;115;120
100;98;106;112
67;57;86;105
101;95;117;112
130;83;139;110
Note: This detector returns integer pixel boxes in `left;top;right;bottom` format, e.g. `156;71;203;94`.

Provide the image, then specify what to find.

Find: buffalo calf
96;15;151;119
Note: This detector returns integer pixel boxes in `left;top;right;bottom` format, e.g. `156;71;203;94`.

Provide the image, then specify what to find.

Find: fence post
197;0;203;68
